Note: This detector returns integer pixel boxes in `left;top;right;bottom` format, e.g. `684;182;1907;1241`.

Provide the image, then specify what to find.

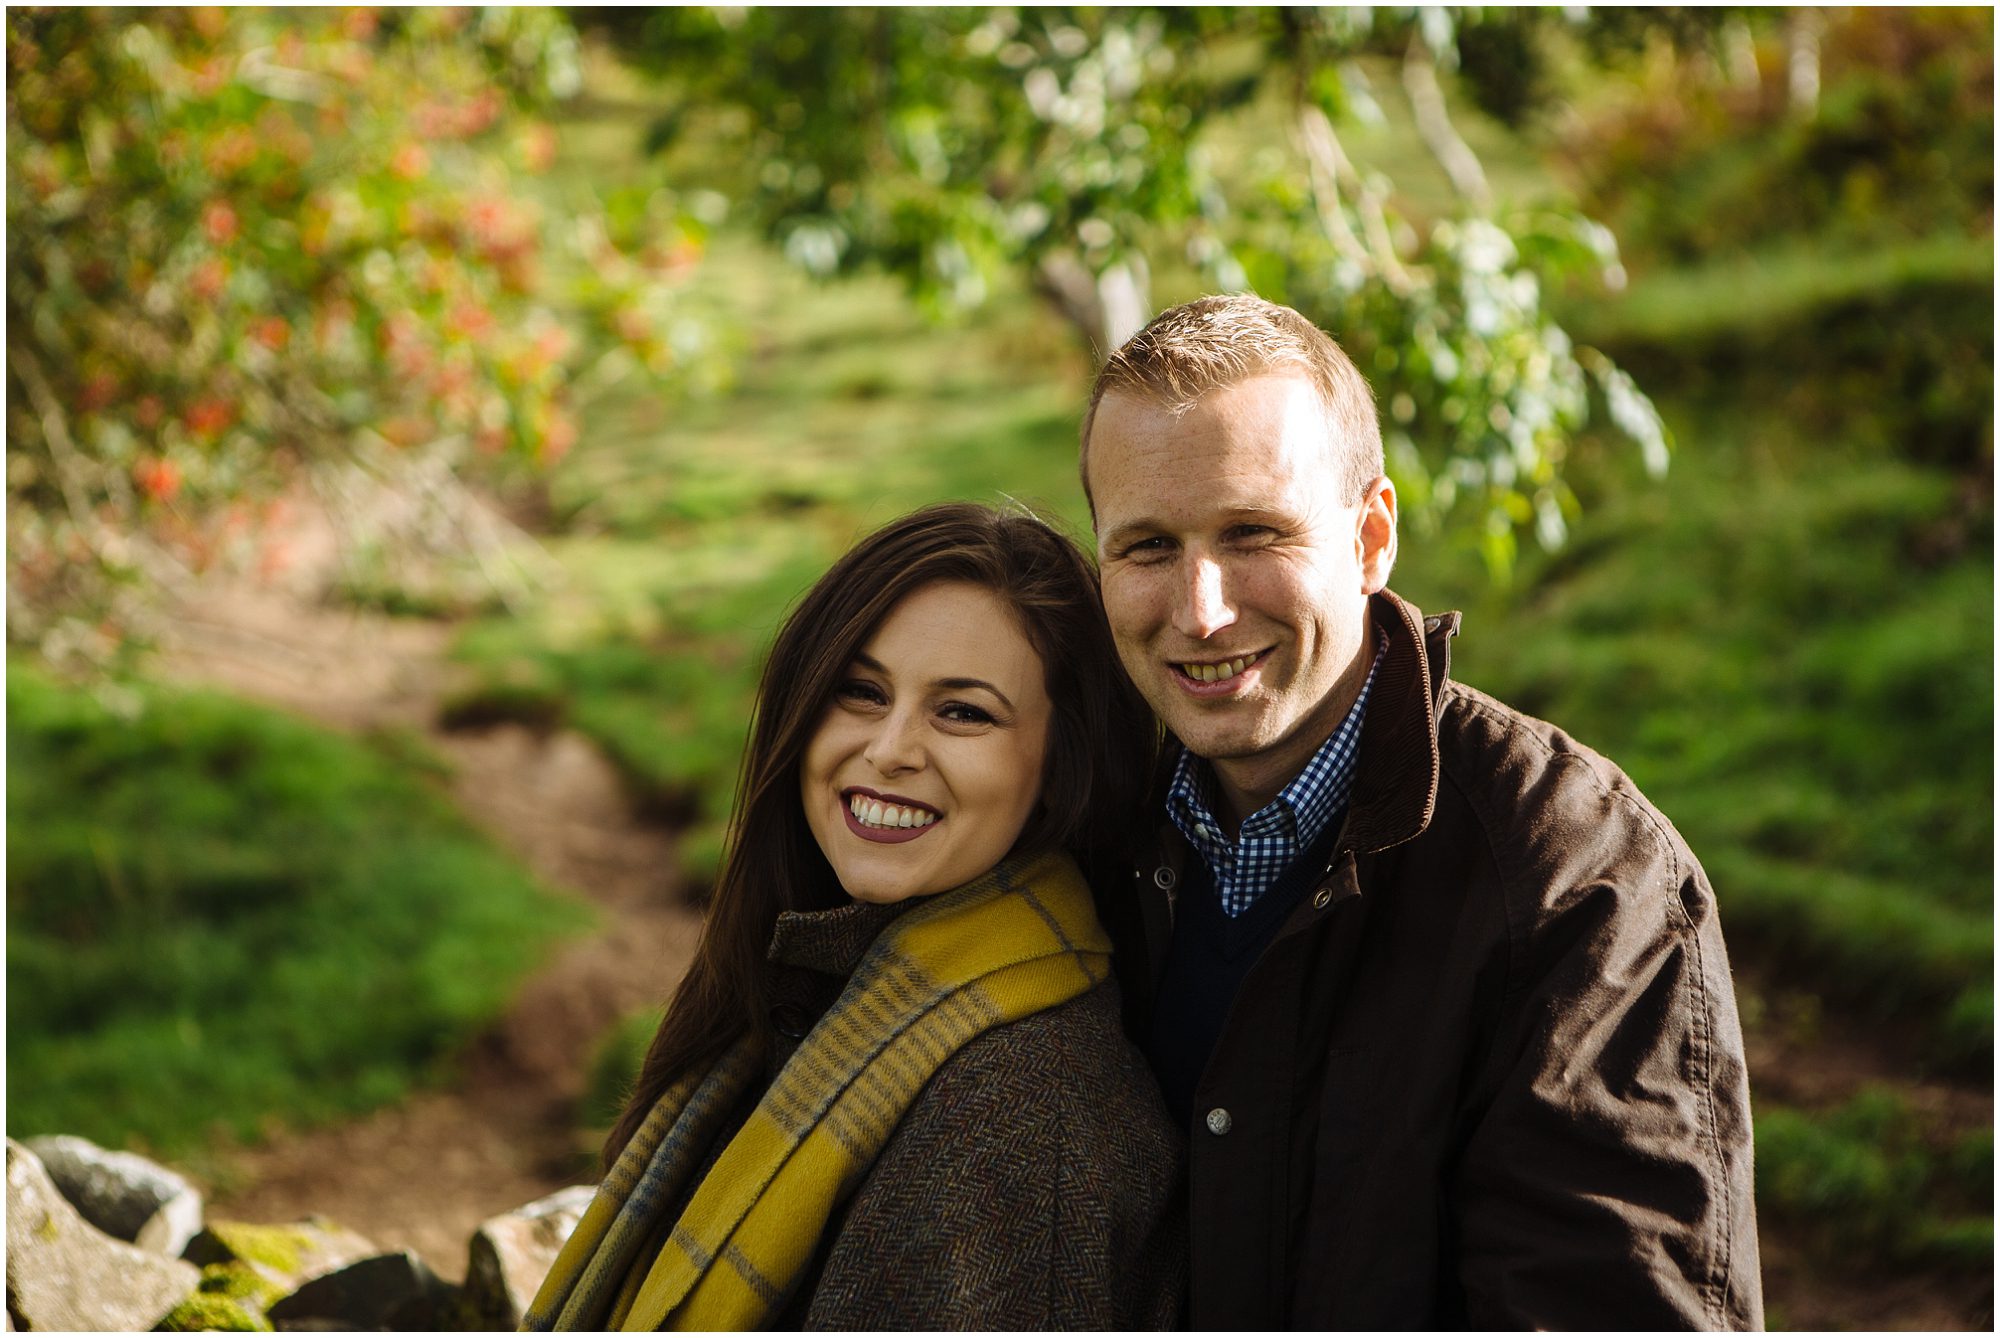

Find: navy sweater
1144;814;1347;1127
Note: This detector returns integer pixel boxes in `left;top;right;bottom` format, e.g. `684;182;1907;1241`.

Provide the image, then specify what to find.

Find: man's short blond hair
1080;294;1384;511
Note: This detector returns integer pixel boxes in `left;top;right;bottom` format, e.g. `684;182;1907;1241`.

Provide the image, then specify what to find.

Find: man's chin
1162;716;1275;764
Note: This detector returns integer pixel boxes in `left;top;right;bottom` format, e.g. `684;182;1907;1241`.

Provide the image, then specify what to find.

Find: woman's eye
939;702;995;725
835;680;885;706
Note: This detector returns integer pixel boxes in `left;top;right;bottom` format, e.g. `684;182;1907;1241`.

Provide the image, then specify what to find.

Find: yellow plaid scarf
523;850;1112;1331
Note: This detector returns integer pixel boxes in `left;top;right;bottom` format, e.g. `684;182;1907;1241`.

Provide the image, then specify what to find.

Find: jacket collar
1141;587;1456;866
768;896;914;977
1342;589;1452;855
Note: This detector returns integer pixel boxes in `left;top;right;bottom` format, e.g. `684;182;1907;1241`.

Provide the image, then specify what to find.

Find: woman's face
801;580;1054;905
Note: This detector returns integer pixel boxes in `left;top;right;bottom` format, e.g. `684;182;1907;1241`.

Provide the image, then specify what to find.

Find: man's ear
1357;475;1398;595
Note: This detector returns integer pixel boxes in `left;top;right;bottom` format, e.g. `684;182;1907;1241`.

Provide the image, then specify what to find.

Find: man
1081;295;1762;1329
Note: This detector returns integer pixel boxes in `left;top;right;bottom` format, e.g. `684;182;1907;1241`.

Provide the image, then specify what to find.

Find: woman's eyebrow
934;677;1014;712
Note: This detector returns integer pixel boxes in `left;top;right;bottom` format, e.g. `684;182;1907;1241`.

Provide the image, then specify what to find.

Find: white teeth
847;796;938;830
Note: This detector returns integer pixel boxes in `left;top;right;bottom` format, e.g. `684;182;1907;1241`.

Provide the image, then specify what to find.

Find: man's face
1088;373;1395;810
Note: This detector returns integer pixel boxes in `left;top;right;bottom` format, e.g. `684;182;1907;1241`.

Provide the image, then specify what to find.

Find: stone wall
4;1138;591;1332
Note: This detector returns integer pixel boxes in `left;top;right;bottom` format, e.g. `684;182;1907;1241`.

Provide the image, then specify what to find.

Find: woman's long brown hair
602;502;1156;1168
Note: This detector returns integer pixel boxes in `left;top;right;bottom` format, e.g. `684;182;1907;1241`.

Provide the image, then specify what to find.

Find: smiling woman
801;581;1053;905
527;503;1182;1330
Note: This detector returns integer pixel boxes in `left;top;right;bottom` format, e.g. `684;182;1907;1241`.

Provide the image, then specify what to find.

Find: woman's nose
862;708;925;775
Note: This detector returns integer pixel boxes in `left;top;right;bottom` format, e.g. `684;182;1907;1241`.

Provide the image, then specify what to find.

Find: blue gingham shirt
1167;634;1387;918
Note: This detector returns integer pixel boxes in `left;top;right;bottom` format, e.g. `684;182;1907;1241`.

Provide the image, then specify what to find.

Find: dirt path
152;581;704;1280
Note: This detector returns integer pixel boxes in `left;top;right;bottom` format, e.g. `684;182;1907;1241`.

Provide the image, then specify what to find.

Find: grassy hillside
6;664;591;1156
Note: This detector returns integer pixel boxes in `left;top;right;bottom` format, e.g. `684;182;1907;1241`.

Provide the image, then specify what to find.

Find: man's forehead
1088;377;1333;510
1093;371;1321;428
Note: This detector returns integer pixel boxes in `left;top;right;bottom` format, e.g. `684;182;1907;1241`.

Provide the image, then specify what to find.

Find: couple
528;296;1763;1331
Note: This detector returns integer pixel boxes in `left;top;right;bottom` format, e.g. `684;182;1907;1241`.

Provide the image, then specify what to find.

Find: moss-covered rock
152;1260;286;1331
154;1291;270;1333
182;1217;375;1294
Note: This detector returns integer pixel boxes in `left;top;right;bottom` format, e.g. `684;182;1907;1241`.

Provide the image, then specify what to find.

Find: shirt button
1205;1108;1233;1136
1195;823;1215;840
1312;886;1333;910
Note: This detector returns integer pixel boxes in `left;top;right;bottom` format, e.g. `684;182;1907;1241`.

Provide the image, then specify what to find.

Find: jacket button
1205;1107;1233;1136
1153;866;1177;890
1312;886;1332;910
1424;615;1441;633
770;1004;811;1039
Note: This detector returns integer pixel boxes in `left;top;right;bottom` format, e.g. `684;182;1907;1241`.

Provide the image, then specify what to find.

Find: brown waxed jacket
1093;589;1763;1331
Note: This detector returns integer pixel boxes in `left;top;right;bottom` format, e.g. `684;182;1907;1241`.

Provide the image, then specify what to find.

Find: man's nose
863;707;926;776
1173;553;1236;641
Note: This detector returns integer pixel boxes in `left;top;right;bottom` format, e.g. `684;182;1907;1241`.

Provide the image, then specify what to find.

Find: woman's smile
840;785;942;843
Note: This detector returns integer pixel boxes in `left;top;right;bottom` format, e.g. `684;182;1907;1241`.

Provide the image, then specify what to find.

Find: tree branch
8;344;107;551
1295;103;1412;293
1402;34;1491;211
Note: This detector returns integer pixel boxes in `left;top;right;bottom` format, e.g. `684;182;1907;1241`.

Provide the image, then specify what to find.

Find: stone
460;1183;595;1329
264;1252;457;1332
22;1134;204;1254
5;1139;198;1331
134;1195;207;1260
182;1218;378;1296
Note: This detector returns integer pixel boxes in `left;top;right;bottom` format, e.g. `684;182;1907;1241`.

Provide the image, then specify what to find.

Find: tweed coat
666;890;1188;1330
1092;589;1762;1330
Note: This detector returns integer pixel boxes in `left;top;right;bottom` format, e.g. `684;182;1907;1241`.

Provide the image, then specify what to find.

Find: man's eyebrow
851;653;1016;712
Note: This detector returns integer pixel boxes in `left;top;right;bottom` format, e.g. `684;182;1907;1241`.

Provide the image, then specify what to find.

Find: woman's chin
842;875;931;906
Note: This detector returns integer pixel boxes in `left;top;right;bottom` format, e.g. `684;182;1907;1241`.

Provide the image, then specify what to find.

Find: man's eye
939;702;995;725
1226;524;1276;544
1123;537;1173;560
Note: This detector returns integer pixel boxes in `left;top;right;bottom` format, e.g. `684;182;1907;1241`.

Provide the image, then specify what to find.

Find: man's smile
1168;646;1274;697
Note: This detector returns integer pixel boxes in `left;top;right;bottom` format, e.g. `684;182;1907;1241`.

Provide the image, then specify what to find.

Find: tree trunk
1786;8;1822;120
1033;252;1152;363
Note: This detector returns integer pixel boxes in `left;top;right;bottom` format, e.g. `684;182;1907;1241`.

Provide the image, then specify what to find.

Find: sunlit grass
6;664;592;1155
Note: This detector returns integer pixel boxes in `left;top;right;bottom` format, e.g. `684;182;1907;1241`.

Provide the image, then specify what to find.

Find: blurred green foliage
6;663;590;1154
590;6;1673;571
5;6;695;669
1567;8;1995;263
1757;1088;1993;1273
